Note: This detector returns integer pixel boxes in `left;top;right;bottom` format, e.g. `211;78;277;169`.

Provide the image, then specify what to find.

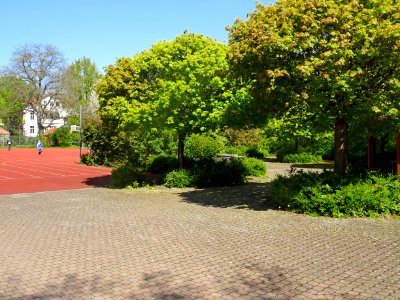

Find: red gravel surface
0;148;111;195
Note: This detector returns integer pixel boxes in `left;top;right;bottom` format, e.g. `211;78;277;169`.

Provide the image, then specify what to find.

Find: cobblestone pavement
0;184;399;299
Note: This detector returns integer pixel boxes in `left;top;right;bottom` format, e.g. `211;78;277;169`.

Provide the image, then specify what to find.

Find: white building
22;97;68;137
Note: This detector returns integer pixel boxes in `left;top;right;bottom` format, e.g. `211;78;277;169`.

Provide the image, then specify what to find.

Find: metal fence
1;135;38;148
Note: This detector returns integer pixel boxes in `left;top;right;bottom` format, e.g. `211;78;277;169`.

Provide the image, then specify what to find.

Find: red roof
0;128;10;135
43;128;57;136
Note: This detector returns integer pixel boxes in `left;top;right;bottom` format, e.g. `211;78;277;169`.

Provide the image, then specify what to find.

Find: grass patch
282;153;322;163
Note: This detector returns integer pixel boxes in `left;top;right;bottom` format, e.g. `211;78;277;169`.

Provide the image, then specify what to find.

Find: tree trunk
334;118;348;173
178;135;185;169
36;110;44;136
367;135;375;170
397;133;400;175
380;136;386;154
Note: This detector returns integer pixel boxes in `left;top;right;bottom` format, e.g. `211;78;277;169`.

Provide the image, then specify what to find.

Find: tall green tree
0;76;29;132
228;0;400;172
60;57;99;119
96;33;231;168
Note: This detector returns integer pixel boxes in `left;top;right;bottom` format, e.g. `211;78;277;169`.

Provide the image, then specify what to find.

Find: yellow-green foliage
228;0;400;171
242;158;267;176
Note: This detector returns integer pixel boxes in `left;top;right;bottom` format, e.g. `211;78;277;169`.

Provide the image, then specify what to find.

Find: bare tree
7;43;66;133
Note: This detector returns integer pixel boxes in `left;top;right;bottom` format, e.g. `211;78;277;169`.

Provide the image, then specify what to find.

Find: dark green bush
164;158;248;188
310;133;334;159
242;158;267;176
245;147;268;159
147;155;178;174
165;169;194;188
270;171;400;217
193;158;247;187
282;153;322;163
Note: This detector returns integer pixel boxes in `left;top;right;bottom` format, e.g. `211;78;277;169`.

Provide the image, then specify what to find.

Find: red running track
0;148;112;195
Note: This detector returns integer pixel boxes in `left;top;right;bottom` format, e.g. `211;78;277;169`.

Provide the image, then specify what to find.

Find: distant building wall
22;98;68;137
22;108;38;137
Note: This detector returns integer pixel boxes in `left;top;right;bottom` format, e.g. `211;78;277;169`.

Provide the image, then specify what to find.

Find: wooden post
380;136;385;155
334;118;348;172
397;133;400;175
368;135;375;170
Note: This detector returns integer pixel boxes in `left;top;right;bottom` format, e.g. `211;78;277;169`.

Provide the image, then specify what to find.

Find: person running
37;141;43;155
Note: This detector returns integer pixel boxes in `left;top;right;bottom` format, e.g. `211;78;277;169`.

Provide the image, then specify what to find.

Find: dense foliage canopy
0;76;28;132
96;33;232;167
228;0;400;171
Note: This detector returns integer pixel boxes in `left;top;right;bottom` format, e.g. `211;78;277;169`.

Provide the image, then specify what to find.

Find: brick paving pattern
0;186;399;299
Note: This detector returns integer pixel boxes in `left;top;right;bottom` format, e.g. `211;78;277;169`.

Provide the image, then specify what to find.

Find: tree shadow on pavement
83;175;112;188
0;263;307;299
135;264;301;299
0;273;115;299
178;182;274;211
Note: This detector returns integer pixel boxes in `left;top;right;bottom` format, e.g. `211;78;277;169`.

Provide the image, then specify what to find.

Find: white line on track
0;162;109;176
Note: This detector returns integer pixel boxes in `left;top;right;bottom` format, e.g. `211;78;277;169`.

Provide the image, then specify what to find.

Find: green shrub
193;158;247;187
111;164;144;188
71;131;80;146
165;169;194;188
80;153;96;166
245;147;268;159
282;153;322;163
165;158;248;188
147;155;178;174
270;171;400;217
49;126;72;147
242;158;267;176
184;134;224;161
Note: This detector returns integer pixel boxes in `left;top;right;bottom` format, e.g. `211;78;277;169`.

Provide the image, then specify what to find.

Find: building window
30;126;34;134
30;112;34;120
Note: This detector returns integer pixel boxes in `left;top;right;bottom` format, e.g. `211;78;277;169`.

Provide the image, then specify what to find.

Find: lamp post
79;105;83;159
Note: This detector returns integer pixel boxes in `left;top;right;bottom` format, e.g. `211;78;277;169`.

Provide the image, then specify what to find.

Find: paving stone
0;185;398;299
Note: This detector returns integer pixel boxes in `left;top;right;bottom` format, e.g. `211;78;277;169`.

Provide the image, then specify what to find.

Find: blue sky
1;0;273;72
